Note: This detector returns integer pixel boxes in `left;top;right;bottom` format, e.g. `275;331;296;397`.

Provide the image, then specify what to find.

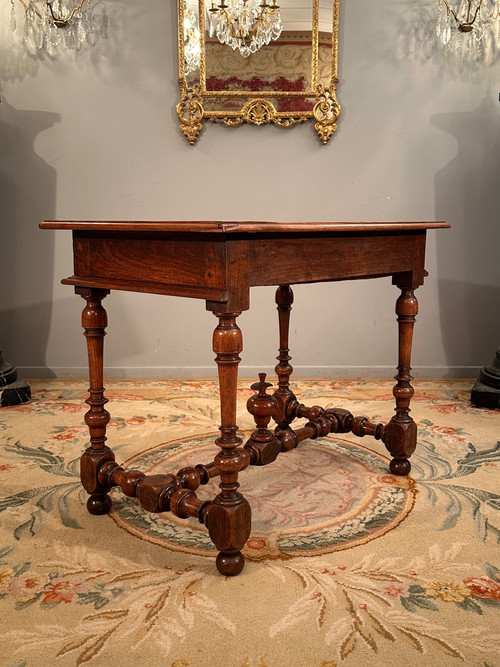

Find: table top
40;220;451;234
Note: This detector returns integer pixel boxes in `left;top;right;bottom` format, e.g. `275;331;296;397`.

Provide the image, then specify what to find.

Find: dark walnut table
40;220;450;576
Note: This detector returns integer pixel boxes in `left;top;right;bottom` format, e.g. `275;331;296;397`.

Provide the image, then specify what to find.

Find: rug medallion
110;434;416;560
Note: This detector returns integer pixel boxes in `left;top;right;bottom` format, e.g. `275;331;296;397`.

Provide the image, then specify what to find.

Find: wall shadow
0;100;59;374
432;95;500;375
434;280;500;372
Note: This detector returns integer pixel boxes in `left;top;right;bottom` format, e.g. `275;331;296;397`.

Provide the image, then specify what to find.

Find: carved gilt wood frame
177;0;341;144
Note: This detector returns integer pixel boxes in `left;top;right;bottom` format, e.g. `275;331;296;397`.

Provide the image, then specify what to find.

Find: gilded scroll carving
209;99;308;129
313;83;340;144
176;81;204;145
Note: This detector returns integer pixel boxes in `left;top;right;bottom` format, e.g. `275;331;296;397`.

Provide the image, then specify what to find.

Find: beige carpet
0;378;499;666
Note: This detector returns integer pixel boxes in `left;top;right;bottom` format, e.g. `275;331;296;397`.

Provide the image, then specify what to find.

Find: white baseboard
19;365;481;379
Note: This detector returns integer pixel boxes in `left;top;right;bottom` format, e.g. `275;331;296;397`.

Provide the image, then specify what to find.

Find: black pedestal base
471;380;500;410
471;347;500;411
0;351;31;407
0;379;31;407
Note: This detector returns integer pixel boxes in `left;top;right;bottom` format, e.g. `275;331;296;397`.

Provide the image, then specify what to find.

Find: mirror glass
177;0;340;144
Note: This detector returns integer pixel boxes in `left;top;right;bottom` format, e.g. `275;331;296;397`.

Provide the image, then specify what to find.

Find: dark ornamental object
0;351;31;407
471;347;500;410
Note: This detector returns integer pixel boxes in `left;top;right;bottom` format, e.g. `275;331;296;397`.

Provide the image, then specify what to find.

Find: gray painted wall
1;0;499;379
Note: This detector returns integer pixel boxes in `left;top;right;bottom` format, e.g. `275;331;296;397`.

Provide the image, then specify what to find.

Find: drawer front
73;233;227;291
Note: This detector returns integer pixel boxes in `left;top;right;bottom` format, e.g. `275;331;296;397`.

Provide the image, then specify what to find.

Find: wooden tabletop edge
40;220;451;232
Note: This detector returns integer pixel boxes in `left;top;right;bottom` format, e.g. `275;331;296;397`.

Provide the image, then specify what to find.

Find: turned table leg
383;282;419;476
273;285;296;429
205;312;251;576
77;287;115;515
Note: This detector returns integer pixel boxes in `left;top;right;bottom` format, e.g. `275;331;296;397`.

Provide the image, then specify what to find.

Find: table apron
64;230;427;304
247;232;426;286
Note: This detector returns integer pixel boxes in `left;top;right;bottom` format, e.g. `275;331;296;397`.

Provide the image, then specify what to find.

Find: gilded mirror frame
177;0;340;144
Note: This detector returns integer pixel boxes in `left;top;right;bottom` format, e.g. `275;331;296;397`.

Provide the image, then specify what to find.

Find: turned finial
250;372;273;397
248;373;277;422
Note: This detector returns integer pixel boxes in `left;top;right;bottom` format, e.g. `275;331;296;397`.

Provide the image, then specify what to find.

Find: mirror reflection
177;0;340;144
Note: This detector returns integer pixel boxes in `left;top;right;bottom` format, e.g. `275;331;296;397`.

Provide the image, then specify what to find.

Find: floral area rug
0;378;499;667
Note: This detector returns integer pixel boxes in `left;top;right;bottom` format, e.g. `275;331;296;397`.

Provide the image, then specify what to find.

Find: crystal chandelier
436;0;500;64
208;0;283;58
183;2;201;75
9;0;108;52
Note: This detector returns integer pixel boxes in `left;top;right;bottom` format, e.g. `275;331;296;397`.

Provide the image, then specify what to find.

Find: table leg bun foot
389;458;411;476
87;493;112;515
216;550;245;576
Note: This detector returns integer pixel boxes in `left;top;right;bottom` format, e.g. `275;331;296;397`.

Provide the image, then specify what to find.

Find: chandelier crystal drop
9;0;108;52
208;0;283;58
436;0;500;64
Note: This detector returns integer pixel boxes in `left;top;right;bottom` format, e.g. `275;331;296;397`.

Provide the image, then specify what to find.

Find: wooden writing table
40;220;450;575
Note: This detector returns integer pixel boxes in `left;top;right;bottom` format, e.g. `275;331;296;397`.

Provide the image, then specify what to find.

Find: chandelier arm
48;0;87;25
470;0;483;23
465;0;472;22
217;8;235;38
245;7;269;37
17;0;44;21
440;0;461;24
